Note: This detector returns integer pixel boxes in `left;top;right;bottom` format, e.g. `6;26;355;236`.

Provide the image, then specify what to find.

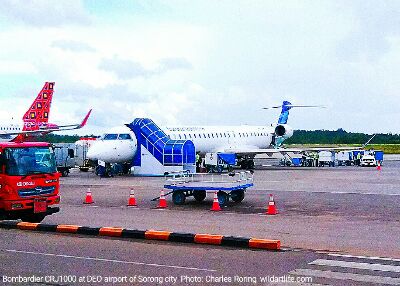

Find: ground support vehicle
360;154;377;167
53;143;75;176
336;151;353;166
0;142;60;222
162;171;254;206
204;152;236;173
75;138;97;172
318;151;335;167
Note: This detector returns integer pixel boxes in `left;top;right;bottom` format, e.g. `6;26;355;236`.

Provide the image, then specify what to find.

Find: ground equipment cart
162;170;254;206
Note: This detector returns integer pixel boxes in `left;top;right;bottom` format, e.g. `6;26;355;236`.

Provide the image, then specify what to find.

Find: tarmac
1;159;399;285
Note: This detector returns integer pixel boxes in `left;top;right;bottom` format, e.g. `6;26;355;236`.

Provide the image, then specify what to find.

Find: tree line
285;129;400;145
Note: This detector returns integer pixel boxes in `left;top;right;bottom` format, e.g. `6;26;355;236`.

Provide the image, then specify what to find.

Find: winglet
79;109;92;128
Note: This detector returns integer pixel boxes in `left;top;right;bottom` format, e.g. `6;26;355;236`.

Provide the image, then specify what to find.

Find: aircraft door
227;131;237;150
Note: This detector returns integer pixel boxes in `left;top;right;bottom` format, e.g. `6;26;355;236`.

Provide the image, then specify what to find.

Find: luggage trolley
162;171;254;206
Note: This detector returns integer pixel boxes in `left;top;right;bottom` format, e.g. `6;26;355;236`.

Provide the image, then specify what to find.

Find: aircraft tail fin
22;82;55;131
278;101;292;125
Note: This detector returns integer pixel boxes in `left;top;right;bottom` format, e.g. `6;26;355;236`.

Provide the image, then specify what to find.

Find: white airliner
87;101;306;170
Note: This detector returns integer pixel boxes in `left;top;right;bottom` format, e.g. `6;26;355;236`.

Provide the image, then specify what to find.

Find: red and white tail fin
22;82;55;131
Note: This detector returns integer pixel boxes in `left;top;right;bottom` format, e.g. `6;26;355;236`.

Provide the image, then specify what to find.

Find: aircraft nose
87;142;102;161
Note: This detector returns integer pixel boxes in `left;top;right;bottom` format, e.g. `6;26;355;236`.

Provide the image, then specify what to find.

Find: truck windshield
4;147;57;176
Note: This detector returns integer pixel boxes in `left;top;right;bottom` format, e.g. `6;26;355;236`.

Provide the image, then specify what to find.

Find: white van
360;155;377;167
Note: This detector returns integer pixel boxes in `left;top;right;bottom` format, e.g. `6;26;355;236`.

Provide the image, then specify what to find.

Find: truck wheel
217;191;229;206
172;191;186;205
61;169;69;177
20;214;46;223
216;165;223;173
193;190;206;202
227;165;234;172
231;189;245;203
247;160;255;170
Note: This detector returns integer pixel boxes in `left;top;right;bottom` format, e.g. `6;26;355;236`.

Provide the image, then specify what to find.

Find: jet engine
274;124;293;139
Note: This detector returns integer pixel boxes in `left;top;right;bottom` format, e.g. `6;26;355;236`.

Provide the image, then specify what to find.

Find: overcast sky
0;0;399;135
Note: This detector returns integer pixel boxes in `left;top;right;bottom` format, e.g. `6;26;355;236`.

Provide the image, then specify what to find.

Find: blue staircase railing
126;118;195;167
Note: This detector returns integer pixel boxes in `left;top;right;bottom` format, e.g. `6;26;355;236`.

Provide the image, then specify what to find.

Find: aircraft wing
6;109;92;136
41;109;92;132
224;148;304;156
224;146;363;156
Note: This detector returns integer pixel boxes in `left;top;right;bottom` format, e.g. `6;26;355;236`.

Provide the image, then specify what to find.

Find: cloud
336;0;400;61
158;57;193;72
0;0;90;27
51;40;96;52
99;56;193;80
99;56;148;79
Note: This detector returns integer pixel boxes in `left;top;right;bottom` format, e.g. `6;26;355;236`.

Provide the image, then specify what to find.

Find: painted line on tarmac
252;189;400;196
310;259;400;273
326;253;400;263
6;249;216;272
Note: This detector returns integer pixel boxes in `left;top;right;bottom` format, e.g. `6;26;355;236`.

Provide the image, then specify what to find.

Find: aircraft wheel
217;191;229;206
230;189;245;203
193;190;206;202
172;191;186;205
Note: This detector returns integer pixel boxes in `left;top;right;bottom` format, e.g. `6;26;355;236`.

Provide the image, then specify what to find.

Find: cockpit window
103;134;118;140
118;134;132;140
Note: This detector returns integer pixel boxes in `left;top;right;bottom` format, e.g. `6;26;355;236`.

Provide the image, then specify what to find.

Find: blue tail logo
278;101;292;125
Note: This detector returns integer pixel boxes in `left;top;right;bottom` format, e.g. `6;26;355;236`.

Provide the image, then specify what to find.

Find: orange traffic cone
377;161;381;171
211;191;221;211
127;188;137;207
266;194;277;215
157;190;167;208
84;188;94;204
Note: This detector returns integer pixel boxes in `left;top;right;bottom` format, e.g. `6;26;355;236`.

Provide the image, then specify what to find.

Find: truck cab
0;142;60;222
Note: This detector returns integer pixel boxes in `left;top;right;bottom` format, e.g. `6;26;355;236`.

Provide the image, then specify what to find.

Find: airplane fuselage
0;123;22;141
87;124;276;164
164;125;274;154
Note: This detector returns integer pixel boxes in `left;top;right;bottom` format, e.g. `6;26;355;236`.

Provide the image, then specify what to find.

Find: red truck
0;142;60;222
